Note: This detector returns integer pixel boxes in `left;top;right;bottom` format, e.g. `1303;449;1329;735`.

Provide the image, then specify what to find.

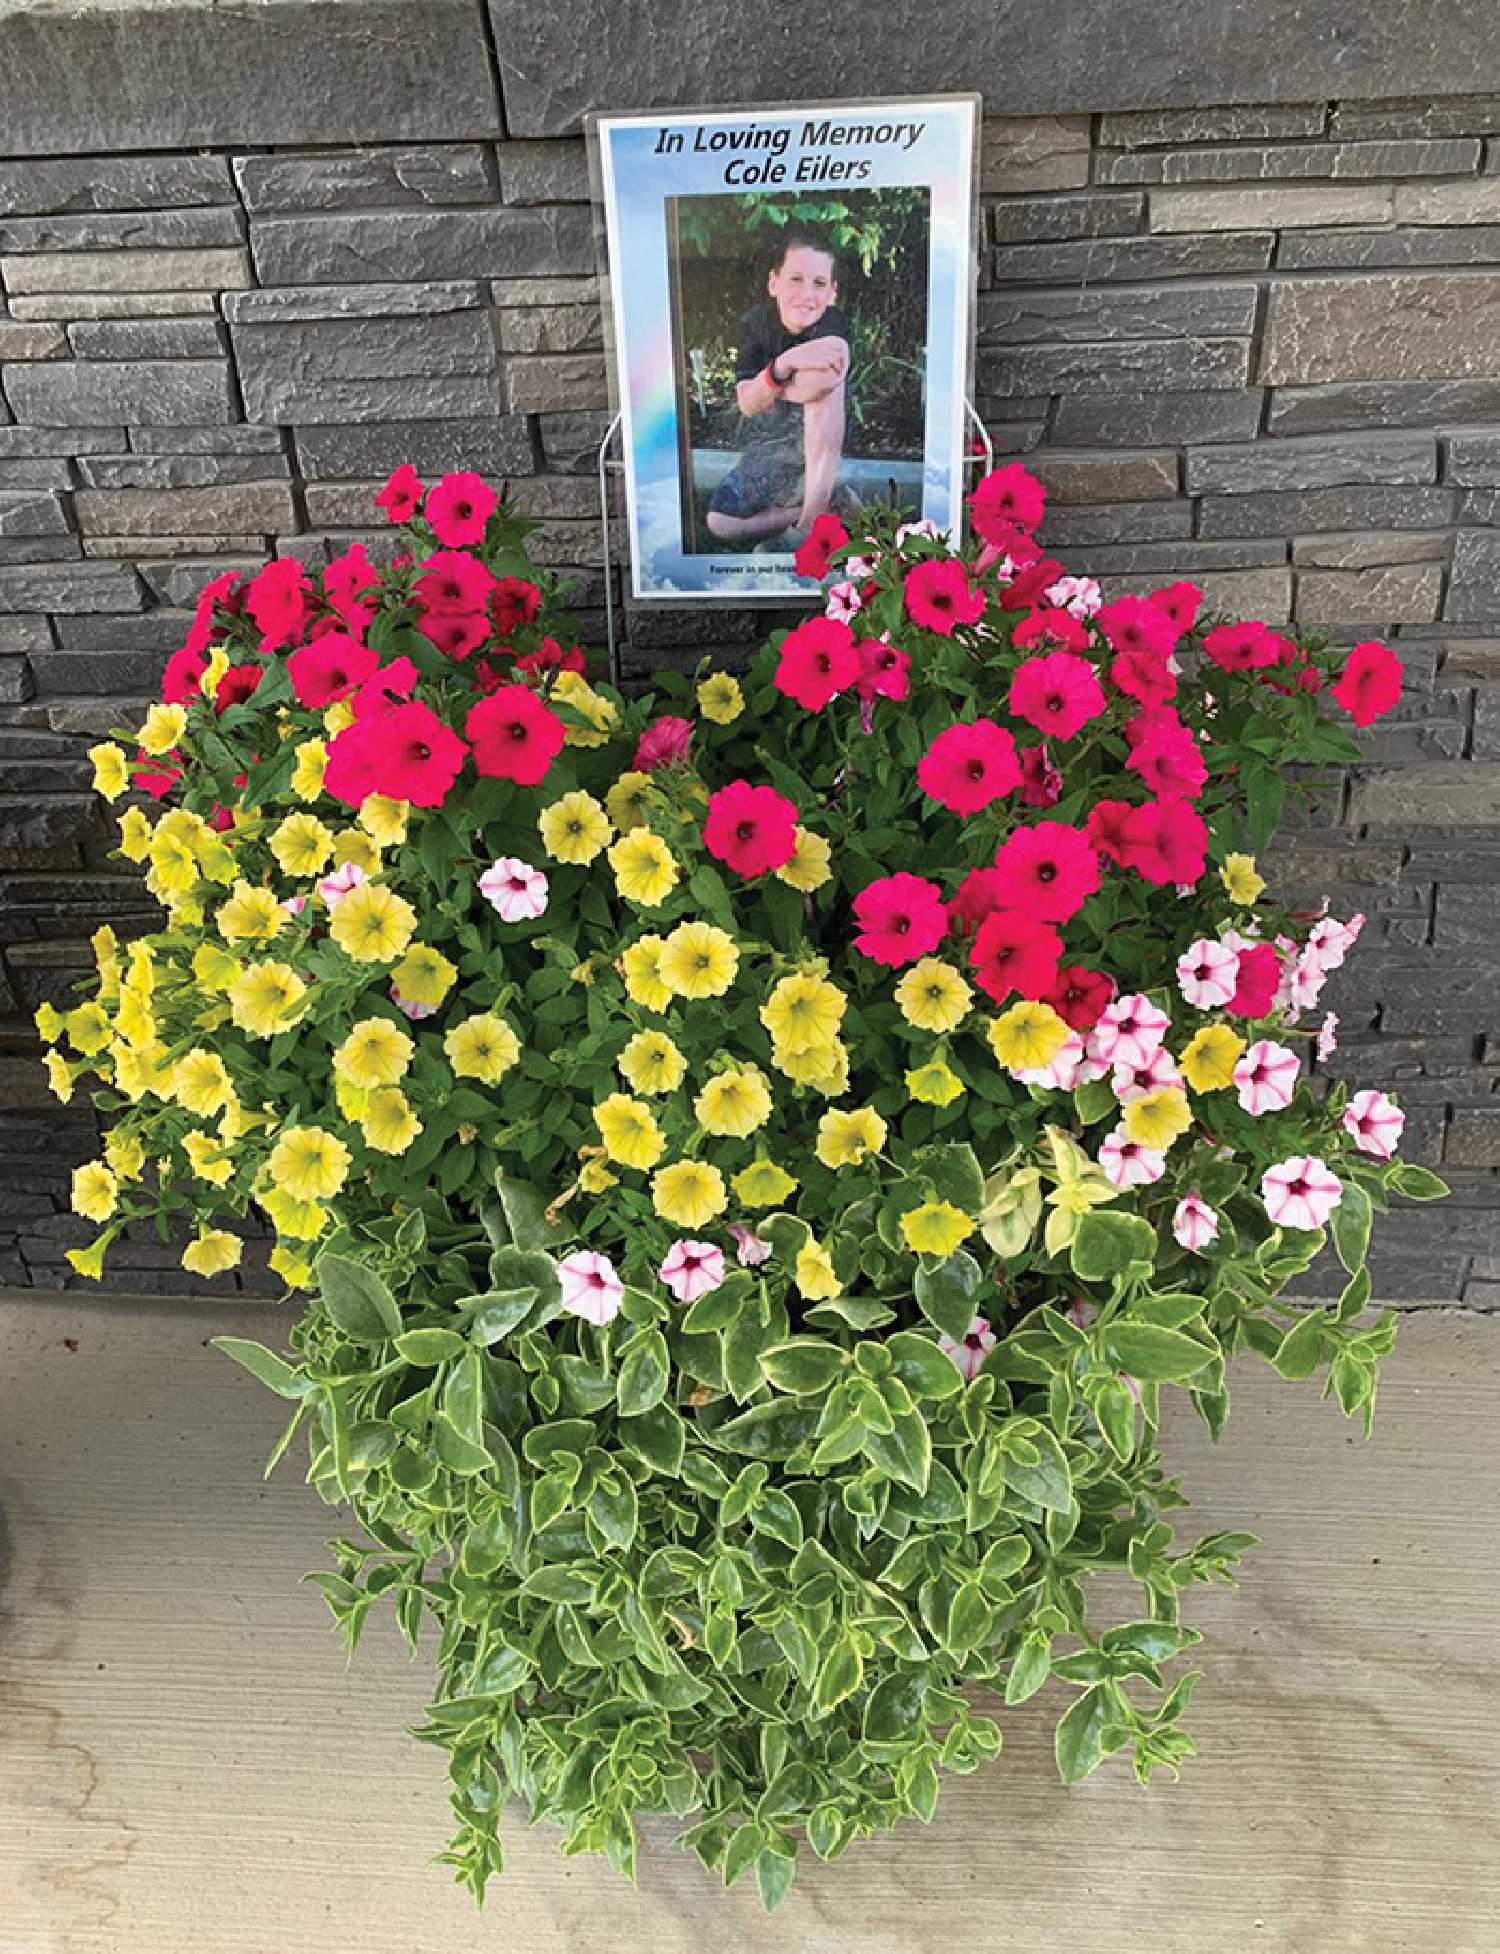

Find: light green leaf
760;1338;850;1395
886;1329;965;1401
493;1172;572;1250
617;1330;670;1417
210;1336;310;1399
814;1635;864;1713
1273;1309;1327;1380
394;1327;466;1367
318;1254;401;1344
1055;1682;1115;1783
1070;1211;1155;1283
1331;1180;1372;1274
1102;1322;1216;1383
913;1248;981;1343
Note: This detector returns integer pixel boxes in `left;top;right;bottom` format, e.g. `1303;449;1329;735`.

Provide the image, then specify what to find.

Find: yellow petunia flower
71;1161;118;1223
66;1237;110;1282
259;1186;327;1242
182;1228;242;1276
91;924;120;991
65;1001;112;1057
732;1159;799;1207
358;794;409;847
1180;1023;1246;1094
138;702;187;756
651;1158;728;1230
117;805;153;861
551;669;617;747
332;828;381;874
1221;853;1265;905
761;971;846;1054
444;1014;521;1085
200;645;230;701
988;1001;1071;1074
594;1092;667;1170
660;920;738;999
183;1128;235;1188
697;672;744;725
361;1087;423;1155
268;1243;313;1288
609;827;679;907
89;741;130;800
173;1047;234;1116
334;1018;414;1089
907;1060;966;1107
815;1106;888;1169
539;789;612;866
217;879;284;945
147;828;199;900
329;882;416;963
111;1037;175;1100
795;1238;841;1301
267;1124;350;1203
773;1034;850;1097
774;826;832;893
269;812;335;878
1122;1086;1193;1151
895;957;973;1035
44;1050;75;1103
35;1001;65;1043
390;942;456;1007
228;960;308;1038
104;1130;146;1182
605;770;655;833
192;942;241;992
621;935;672;1011
291;739;328;801
696;1066;773;1138
324;700;355;737
618;1029;686;1096
901;1201;975;1258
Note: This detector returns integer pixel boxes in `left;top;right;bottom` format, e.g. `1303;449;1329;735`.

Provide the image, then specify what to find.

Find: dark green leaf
617;1330;670;1417
886;1329;965;1400
760;1338;849;1395
1070;1211;1155;1283
1055;1682;1114;1783
1273;1310;1327;1380
862;1405;932;1494
863;1668;928;1742
1391;1164;1449;1202
814;1635;864;1713
716;1399;821;1461
618;1402;685;1477
913;1248;981;1342
464;1287;540;1345
1331;1180;1372;1274
493;1172;572;1250
1003;1423;1072;1513
589;1474;639;1553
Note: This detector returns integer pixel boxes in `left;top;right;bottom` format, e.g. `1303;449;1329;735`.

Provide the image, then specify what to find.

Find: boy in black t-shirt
705;229;851;548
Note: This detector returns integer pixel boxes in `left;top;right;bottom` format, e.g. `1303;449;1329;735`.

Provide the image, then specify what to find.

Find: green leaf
1102;1323;1216;1383
1004;1631;1050;1705
1391;1164;1449;1202
863;1669;928;1742
443;1349;487;1448
1070;1211;1155;1283
814;1635;864;1713
1003;1423;1072;1513
1127;1292;1206;1331
493;1172;572;1250
618;1402;685;1477
1055;1682;1115;1783
1273;1310;1327;1380
752;1486;805;1552
522;1418;594;1465
1072;1077;1116;1127
756;1842;796;1913
716;1399;821;1461
913;1247;981;1342
519;1563;597;1604
488;1245;564;1315
318;1254;401;1344
617;1330;670;1417
759;1338;850;1395
1331;1180;1372;1274
470;1643;531;1695
210;1336;310;1399
432;1409;493;1476
863;1405;932;1494
910;1141;985;1213
394;1327;467;1367
886;1329;964;1400
589;1474;639;1553
464;1287;540;1345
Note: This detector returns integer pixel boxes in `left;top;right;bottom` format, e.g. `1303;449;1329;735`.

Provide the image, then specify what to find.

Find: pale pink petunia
843;553;876;580
1286;946;1330;1013
1317;1011;1340;1062
728;1223;771;1268
281;894;308;918
317;860;367;910
1172;1192;1220;1252
824;579;863;624
1176;937;1240;1009
659;1238;726;1303
1233;1038;1301;1116
1112;1045;1184;1103
1043;574;1103;619
939;1313;997;1381
389;984;438;1021
1344;1088;1406;1160
557;1249;625;1326
1306;912;1364;971
479;854;549;923
1261;1155;1342;1232
895;518;943;548
1015;1031;1089;1091
1091;993;1171;1070
1098;1124;1167;1189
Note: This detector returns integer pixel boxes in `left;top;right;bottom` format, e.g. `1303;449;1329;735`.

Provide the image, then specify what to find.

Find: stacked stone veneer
1;96;1498;1301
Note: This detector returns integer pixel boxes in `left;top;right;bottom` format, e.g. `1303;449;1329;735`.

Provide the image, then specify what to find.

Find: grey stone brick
221;282;484;325
1186;433;1437;495
0;247;249;296
497;140;592;206
0;457;71;495
6;291;222;322
489;274;599;309
1294;564;1444;624
989;192;1144;243
993;231;1273;286
1262;274;1500;386
0;492;68;536
503;354;609;414
0;658;36;703
1292;532;1448;568
82;535;264;561
1349;763;1500;827
232;311;497;425
1150;184;1396;232
0;561;142;613
1041;501;1193;546
27;650;171;694
1102;138;1481;186
0;156;232;218
0;208;242;254
293;417;535;479
76;453;287;491
1267;378;1500;436
1200;486;1455;539
300;484;393;528
1433;883;1500;946
1099;104;1325;148
249;208;593;285
978;283;1256;345
981;116;1091;194
1448;532;1500;620
0;320;68;359
496;305;603;355
1475;688;1500;758
1445;433;1500;485
1278;226;1500;272
67;318;223;360
5;361;233;427
536;410;615;475
0;535;80;564
1028;450;1178;503
233;146;496;214
131;426;284;456
978;337;1250;397
1053;538;1286;576
1457;489;1500;523
0;614;52;653
1050;388;1264;447
1333;98;1500;140
1395;179;1500;224
1446;1110;1500;1167
1436;640;1500;682
1100;565;1291;621
0;795;100;869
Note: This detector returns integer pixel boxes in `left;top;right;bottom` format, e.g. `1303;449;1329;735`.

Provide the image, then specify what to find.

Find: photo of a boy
704;229;852;549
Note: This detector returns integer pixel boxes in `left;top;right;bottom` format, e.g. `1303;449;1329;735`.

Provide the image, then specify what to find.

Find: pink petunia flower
853;872;949;966
728;1224;772;1268
1008;651;1106;741
1014;1031;1089;1091
464;684;566;788
479;856;549;923
635;715;695;772
1018;741;1063;808
1111;1045;1184;1103
390;984;438;1021
969;463;1046;541
895;517;942;547
1172;1192;1220;1252
824;579;863;624
1344;1088;1406;1159
1099;1125;1166;1190
425;471;497;549
1261;1156;1342;1232
1044;574;1103;620
855;637;911;706
659;1239;726;1303
1317;1011;1340;1062
939;1313;998;1381
1307;913;1365;970
1226;939;1282;1017
991;820;1099;923
558;1249;625;1326
917;718;1021;816
1233;1039;1301;1116
1097;592;1180;661
1091;993;1171;1070
792;512;849;581
1042;964;1114;1032
1176;937;1241;1009
904;558;985;635
317;861;367;910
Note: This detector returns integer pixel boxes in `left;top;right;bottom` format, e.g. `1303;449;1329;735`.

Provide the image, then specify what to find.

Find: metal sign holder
596;401;995;690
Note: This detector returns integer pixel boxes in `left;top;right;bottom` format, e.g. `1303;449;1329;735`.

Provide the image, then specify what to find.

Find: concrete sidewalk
0;1292;1496;1953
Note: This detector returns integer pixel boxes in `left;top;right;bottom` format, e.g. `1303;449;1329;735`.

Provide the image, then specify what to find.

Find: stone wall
1;43;1496;1299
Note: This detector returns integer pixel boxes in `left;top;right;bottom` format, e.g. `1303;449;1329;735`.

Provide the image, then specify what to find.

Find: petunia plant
44;463;1444;1909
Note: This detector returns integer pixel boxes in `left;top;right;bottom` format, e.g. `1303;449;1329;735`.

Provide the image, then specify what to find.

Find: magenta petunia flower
1008;651;1106;741
903;557;984;635
917;718;1021;816
1331;642;1403;727
774;615;860;711
968;907;1062;1005
635;715;695;772
852;871;949;967
464;684;565;787
425;471;497;549
375;463;422;524
703;779;798;878
991;820;1099;923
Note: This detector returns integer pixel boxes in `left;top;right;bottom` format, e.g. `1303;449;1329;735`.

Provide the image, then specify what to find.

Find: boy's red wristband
763;361;786;393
